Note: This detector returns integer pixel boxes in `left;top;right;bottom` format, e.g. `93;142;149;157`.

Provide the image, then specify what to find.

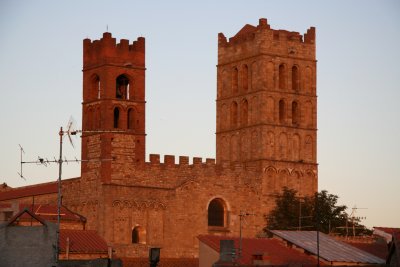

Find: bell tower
216;19;317;172
81;32;146;183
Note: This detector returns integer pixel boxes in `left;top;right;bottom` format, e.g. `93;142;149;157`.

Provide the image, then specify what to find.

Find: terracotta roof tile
198;235;319;266
59;229;108;253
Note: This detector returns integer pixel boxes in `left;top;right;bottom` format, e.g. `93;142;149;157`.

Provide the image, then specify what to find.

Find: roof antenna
107;24;109;32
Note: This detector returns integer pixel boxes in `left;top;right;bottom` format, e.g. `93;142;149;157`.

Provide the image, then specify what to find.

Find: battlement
218;18;315;47
218;18;315;64
83;32;145;68
148;154;216;167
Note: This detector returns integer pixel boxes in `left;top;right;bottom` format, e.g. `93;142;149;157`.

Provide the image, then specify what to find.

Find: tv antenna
17;116;122;264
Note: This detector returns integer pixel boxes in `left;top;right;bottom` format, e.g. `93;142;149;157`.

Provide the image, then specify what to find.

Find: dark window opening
208;198;225;227
279;99;285;124
292;66;299;91
279;64;286;90
114;107;120;128
242;65;248;91
127;108;135;130
116;75;130;99
292;101;299;125
232;67;238;94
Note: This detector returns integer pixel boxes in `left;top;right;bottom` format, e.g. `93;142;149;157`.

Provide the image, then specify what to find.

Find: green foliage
265;188;372;236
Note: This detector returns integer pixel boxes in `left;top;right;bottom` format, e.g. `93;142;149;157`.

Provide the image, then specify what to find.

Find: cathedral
0;18;317;260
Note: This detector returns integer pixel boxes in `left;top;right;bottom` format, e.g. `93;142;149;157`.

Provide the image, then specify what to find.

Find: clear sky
0;0;399;228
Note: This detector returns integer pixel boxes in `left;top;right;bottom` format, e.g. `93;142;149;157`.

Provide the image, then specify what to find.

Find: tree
265;188;371;236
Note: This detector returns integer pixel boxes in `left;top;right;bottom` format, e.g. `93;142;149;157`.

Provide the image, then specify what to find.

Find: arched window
230;102;238;128
92;75;101;99
241;99;248;126
279;64;286;90
127;108;135;130
116;75;130;100
113;107;120;128
208;198;226;227
292;66;299;91
242;65;248;92
132;226;146;244
279;99;285;124
292;101;299;125
232;67;238;94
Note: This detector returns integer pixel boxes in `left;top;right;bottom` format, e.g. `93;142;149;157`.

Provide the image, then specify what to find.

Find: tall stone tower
216;18;317;180
81;33;146;183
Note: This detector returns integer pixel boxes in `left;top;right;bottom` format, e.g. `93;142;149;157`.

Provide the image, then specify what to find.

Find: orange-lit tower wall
216;18;317;185
81;33;146;183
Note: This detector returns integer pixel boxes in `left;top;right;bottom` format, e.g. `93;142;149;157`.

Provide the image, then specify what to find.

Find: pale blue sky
0;1;399;228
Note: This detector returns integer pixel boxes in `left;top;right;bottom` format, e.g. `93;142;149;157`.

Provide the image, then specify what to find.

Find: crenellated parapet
83;32;145;68
218;18;316;64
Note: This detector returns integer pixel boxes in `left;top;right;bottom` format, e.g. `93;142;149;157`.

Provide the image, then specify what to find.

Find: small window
230;102;238;128
292;101;299;125
208;198;226;227
113;107;120;128
132;226;146;244
127;108;135;130
279;99;285;124
292;66;299;91
116;75;129;99
91;74;101;99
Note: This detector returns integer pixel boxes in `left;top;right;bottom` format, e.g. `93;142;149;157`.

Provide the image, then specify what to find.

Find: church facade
0;18;317;259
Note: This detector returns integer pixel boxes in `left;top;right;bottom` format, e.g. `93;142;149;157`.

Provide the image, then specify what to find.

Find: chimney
212;240;236;267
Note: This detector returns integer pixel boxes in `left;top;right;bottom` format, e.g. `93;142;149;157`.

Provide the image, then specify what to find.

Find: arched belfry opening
91;74;101;99
113;107;120;128
132;226;146;244
116;75;130;99
208;198;227;227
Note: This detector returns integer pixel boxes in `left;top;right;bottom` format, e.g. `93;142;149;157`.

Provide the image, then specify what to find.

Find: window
292;66;299;91
92;74;101;99
132;226;146;244
279;99;285;124
113;107;120;128
230;102;238;128
279;64;286;90
292;101;299;125
116;75;130;99
241;99;248;126
208;198;226;227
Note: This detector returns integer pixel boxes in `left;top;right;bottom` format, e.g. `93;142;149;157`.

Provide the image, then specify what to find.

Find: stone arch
264;166;277;194
276;168;290;192
132;226;146;244
279;99;286;124
292;65;300;91
230;101;238;128
292;101;300;126
241;99;248;126
207;198;228;227
127;107;137;130
116;74;130;100
220;103;228;130
90;74;101;100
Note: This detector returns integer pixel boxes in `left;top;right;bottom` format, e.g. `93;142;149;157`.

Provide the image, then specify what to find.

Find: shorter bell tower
81;32;146;183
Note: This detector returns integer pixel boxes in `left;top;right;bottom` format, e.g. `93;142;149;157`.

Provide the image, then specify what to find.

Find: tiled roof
18;204;86;223
59;229;108;253
0;181;58;201
270;230;385;265
198;235;319;266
